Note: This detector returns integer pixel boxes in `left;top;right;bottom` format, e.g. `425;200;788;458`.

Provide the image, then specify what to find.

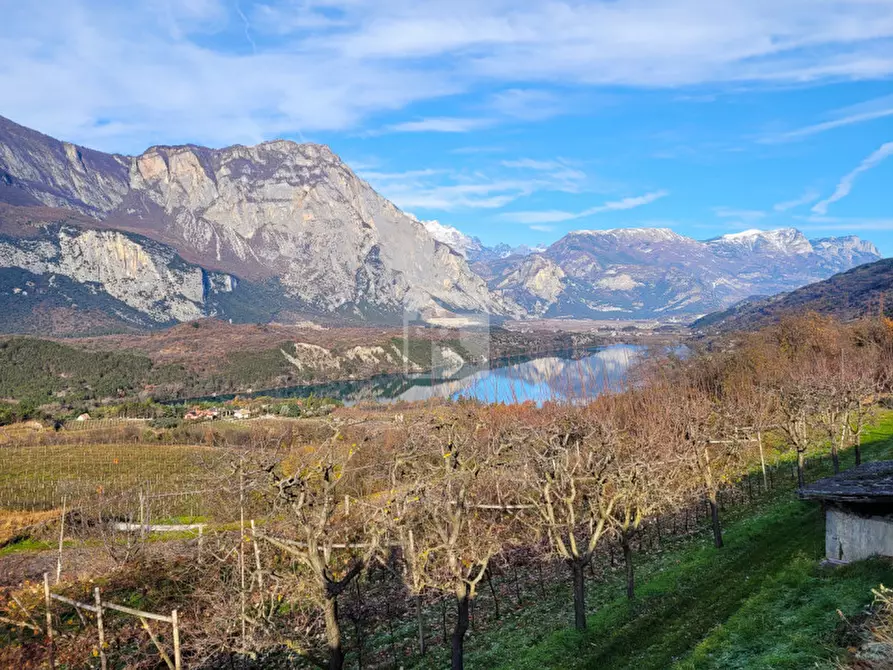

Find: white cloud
713;207;766;221
361;157;592;211
488;89;567;121
4;1;893;150
773;189;820;212
529;224;555;232
502;190;669;224
812;142;893;215
767;94;893;142
451;145;505;155
384;117;494;133
501;158;587;182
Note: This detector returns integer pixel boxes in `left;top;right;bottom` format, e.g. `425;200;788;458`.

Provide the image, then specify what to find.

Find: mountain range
0;115;883;334
472;227;880;320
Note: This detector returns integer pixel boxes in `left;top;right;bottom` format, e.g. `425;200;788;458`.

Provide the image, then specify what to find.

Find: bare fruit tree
522;405;623;630
388;412;522;670
254;432;383;670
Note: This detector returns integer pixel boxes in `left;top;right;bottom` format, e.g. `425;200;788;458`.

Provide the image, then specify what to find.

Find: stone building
800;461;893;564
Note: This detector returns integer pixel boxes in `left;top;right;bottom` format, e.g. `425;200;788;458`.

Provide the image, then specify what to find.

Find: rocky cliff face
0;115;506;327
0;218;240;329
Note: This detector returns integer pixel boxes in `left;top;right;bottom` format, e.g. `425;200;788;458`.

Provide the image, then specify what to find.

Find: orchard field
1;314;892;669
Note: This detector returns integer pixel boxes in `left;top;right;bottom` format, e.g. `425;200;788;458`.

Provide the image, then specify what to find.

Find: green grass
398;411;893;670
0;537;53;556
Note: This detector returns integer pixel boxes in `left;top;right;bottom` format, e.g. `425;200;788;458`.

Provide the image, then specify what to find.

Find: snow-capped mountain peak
415;217;482;258
574;227;684;243
812;235;880;258
417;217;546;261
709;228;813;255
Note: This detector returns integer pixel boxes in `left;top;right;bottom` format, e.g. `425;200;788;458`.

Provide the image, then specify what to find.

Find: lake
232;343;675;406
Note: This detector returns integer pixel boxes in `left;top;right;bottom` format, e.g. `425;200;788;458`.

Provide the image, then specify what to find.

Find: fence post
250;520;264;593
94;588;107;670
139;489;147;540
172;609;181;670
43;573;55;670
56;496;66;584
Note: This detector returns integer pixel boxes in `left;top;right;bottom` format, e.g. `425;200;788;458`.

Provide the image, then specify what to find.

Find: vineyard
0;442;228;516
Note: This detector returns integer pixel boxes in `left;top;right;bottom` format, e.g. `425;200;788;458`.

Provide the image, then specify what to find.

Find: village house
184;407;220;421
800;461;893;564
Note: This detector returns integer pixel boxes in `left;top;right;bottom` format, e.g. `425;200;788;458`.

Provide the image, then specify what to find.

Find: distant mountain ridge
471;227;881;320
0;114;883;333
419;218;546;261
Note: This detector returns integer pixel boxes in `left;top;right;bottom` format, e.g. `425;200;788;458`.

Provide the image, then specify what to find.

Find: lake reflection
251;343;665;406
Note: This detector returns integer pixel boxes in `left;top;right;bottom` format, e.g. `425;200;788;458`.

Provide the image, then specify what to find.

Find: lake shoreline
173;342;686;407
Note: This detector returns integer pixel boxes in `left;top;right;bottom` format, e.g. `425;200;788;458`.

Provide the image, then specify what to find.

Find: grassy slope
460;413;893;670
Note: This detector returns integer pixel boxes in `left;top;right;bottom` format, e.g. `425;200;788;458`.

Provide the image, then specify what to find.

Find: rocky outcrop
0;115;509;324
0;223;235;324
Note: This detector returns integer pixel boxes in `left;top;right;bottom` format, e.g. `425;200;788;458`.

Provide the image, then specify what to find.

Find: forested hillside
694;257;893;332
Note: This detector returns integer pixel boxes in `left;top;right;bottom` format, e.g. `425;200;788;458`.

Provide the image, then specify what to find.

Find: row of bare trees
11;314;892;670
199;314;890;670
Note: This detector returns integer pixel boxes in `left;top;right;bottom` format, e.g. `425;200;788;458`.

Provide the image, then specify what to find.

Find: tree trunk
569;558;587;631
451;587;470;670
796;449;806;489
757;431;768;491
831;443;840;474
486;569;500;620
708;493;723;549
855;432;862;466
324;596;345;670
416;595;426;656
622;536;635;599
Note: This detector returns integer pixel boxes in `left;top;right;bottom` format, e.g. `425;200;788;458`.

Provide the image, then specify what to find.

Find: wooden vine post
43;572;55;670
55;495;66;584
94;588;108;670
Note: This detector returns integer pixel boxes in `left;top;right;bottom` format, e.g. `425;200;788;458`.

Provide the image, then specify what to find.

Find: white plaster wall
826;508;893;563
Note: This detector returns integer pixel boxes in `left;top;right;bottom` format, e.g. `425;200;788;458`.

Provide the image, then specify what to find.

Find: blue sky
2;1;893;253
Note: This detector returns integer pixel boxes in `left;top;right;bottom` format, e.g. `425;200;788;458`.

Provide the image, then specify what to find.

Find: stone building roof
800;461;893;503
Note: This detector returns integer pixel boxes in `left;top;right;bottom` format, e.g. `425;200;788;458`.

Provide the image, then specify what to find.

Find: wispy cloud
6;1;893;150
766;94;893;142
713;207;766;221
451;146;504;155
235;2;257;54
774;189;820;212
488;89;567;121
360;154;597;212
502;190;669;224
383;117;493;134
501;158;587;182
812;142;893;215
795;214;893;232
359;168;445;181
529;224;555;232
